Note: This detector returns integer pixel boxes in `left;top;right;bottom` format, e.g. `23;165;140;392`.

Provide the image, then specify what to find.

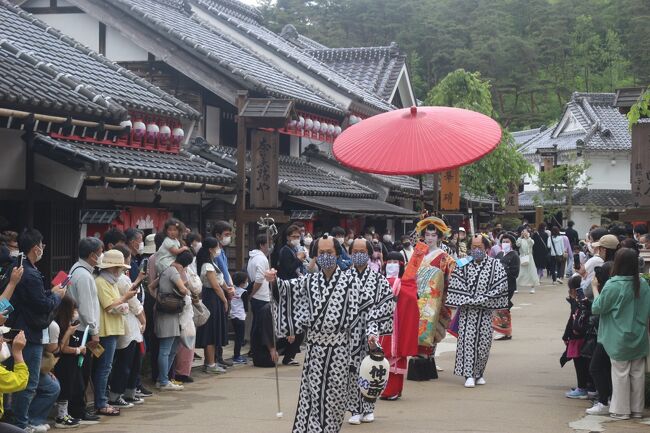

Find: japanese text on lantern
440;168;460;211
251;130;279;208
631;123;650;208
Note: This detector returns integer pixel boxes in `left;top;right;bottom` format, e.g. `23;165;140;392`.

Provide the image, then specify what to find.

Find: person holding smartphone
0;329;29;433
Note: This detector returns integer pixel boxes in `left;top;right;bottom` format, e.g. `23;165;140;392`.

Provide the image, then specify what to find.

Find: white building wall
571;208;602;241
0;129;26;190
105;27;149;62
35;13;100;52
585;154;631;190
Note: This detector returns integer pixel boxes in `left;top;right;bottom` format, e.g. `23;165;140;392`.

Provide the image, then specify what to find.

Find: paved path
83;280;649;433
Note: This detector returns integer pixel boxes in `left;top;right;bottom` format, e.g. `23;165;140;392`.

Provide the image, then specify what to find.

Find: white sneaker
586;402;610;416
27;426;48;433
476;377;486;385
464;377;475;388
361;413;374;423
156;381;184;391
348;414;362;425
530;288;536;294
203;364;226;374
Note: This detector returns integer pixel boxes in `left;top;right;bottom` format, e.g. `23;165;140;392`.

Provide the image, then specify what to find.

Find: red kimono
379;276;419;399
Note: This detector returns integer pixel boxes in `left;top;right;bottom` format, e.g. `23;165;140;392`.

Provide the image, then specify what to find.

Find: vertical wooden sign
440;168;460;211
250;130;279;208
631;123;650;207
505;182;519;214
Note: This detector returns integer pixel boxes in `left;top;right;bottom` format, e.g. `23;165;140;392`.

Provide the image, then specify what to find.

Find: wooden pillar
235;90;248;270
535;206;544;228
432;173;440;212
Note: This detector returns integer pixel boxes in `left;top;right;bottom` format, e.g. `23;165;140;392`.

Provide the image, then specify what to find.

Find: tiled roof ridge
1;0;200;119
578;97;601;126
195;0;262;24
113;0;343;115
512;127;542;136
304;43;402;60
192;0;394;112
571;92;616;106
0;38;127;118
279;24;329;50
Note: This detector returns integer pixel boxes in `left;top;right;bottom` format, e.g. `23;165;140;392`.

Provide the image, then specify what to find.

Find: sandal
97;405;121;416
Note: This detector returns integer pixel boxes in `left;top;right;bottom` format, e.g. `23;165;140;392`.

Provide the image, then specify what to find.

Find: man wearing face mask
277;225;306;280
345;239;394;425
66;236;104;422
126;228;144;282
9;229;66;429
382;232;395;252
402;217;456;365
332;227;352;271
493;234;520;341
447;235;508;388
211;220;234;288
399;235;414;263
267;235;365;433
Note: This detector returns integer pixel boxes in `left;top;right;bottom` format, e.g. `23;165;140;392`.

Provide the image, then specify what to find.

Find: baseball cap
458;227;466;232
592;234;619;250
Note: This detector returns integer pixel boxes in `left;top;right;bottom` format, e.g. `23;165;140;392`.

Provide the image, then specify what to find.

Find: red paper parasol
333;106;502;175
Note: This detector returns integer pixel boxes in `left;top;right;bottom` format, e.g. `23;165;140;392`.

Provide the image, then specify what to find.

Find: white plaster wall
289;135;300;157
35;13;100;52
571;208;602;241
585;154;631;190
0;129;26;190
105;27;149;62
205;105;221;146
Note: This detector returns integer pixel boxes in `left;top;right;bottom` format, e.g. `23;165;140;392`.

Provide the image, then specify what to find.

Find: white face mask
347;239;354;246
193;242;202;254
35;245;44;262
385;262;400;278
335;237;345;245
9;250;19;258
221;236;231;246
0;342;10;362
95;252;104;266
383;235;392;243
138;242;145;255
214;248;222;258
304;237;313;246
502;243;512;253
290;239;301;248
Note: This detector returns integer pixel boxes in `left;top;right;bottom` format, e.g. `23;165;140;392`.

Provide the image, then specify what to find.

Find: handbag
156;292;185;314
520;255;530;266
407;356;437;381
192;299;211;327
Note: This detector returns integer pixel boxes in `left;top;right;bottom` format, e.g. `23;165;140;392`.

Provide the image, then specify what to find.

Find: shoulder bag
155;268;185;314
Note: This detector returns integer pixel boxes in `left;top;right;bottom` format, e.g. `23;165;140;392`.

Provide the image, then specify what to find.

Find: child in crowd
230;271;248;365
563;275;595;400
53;295;85;428
156;218;189;274
368;245;383;273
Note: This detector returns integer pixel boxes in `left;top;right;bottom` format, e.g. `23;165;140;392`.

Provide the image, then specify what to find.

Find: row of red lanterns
120;119;185;146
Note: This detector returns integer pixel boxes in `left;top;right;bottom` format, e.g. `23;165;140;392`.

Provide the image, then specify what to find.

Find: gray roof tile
573;189;633;208
33;134;235;185
279;24;328;51
0;1;199;119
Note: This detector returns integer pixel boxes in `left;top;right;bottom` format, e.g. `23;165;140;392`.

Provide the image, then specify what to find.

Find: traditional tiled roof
303;44;406;102
33;135;235;186
286;195;418;216
512;127;543;146
279;24;328;51
0;1;199;120
187;138;377;198
517;92;631;156
0;39;126;120
99;0;343;115
194;0;394;112
572;189;633;209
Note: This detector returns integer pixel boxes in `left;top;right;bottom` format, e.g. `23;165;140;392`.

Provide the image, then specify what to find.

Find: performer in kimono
379;252;419;401
346;239;395;425
267;235;361;433
447;234;509;388
402;217;456;360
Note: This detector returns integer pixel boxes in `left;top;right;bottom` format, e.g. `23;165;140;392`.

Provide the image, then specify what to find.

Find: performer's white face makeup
424;230;438;247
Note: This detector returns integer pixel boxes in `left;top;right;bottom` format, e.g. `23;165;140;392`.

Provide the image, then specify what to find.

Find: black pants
573;356;594;390
279;334;302;364
231;319;245;358
68;331;92;419
589;343;612;405
110;341;142;395
144;294;160;382
548;257;558;282
249;298;269;354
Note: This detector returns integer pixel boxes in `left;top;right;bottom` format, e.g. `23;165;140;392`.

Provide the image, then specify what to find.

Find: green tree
425;69;534;202
534;158;591;220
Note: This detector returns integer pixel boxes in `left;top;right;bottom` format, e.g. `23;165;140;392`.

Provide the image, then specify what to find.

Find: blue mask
351;252;369;267
316;253;337;270
471;248;486;261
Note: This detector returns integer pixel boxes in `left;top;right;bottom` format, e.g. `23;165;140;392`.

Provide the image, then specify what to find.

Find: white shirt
247;249;270;302
230;286;247;321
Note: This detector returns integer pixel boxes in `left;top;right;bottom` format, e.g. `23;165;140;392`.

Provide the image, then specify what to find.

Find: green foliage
259;0;649;129
535;157;591;219
425;70;534;201
628;87;650;128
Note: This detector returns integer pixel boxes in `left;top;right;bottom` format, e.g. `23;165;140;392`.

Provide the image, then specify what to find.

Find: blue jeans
92;336;117;410
12;343;60;428
157;337;179;385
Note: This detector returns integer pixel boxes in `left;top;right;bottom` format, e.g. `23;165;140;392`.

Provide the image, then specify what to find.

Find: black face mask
402;242;411;249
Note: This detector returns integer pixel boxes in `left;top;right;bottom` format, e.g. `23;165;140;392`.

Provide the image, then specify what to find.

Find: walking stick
257;215;283;418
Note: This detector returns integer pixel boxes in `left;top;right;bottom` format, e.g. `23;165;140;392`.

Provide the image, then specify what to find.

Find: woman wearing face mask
516;229;540;294
399;235;414;263
493;234;520;341
379;252;418;401
277;225;306;280
447;235;509;388
195;238;229;375
186;232;202;275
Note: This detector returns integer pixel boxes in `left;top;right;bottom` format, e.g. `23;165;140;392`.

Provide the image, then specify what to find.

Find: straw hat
143;233;156;255
592;234;619;250
97;249;130;269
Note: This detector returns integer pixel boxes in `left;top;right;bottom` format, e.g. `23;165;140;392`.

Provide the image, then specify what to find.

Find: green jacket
592;275;650;361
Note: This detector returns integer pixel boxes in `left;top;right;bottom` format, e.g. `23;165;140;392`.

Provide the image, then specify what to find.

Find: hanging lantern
146;122;159;143
171;127;184;145
159;124;171;144
305;118;314;131
287;119;297;130
320;122;329;134
312;120;321;134
327;124;335;136
334;126;342;136
120;119;133;129
357;346;390;403
297;116;305;130
132;120;146;140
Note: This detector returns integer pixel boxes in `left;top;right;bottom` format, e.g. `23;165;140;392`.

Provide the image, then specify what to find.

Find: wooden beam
235;91;248;270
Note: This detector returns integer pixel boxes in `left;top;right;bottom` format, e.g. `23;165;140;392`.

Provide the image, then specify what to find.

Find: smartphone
139;258;149;273
17;253;24;268
0;299;14;317
3;329;20;341
61;275;72;287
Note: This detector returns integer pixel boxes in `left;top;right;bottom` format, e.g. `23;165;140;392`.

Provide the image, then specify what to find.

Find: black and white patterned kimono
275;268;360;433
346;267;395;416
446;256;508;379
